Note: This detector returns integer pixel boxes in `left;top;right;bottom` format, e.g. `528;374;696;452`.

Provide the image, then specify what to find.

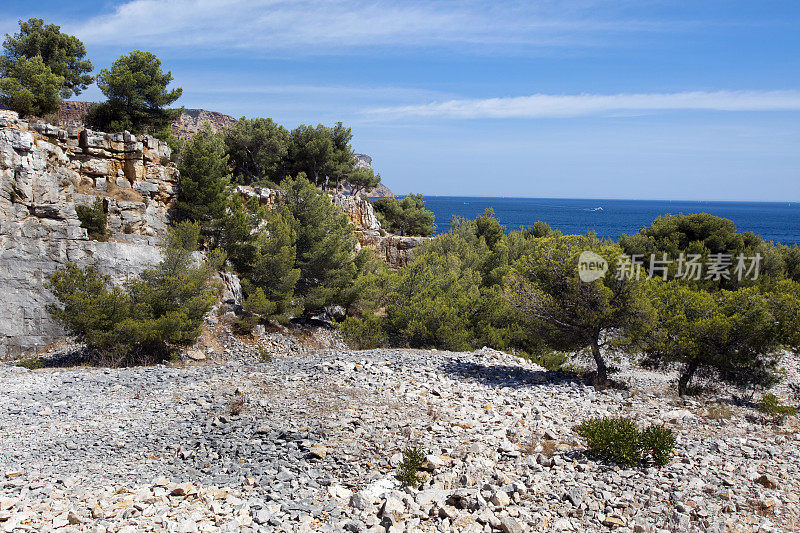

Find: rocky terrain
2;331;799;532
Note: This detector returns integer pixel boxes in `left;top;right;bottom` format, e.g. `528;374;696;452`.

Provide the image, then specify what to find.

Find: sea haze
418;197;800;245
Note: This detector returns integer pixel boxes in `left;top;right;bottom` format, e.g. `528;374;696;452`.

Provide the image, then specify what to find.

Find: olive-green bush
575;417;675;467
47;222;222;365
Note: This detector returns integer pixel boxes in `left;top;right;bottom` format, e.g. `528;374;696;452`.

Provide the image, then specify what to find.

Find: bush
372;194;435;237
757;393;797;424
340;315;388;349
396;446;426;488
76;198;108;240
47;222;221;365
643;282;787;395
525;350;568;371
574;417;675;467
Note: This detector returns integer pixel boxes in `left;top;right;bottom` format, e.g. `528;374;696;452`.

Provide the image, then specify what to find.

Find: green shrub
525;350;568;371
639;424;677;467
340;315;388;349
574;417;675;467
372;194;436;237
16;356;44;370
47;222;221;365
396;446;426;488
76;198;107;240
757;393;797;424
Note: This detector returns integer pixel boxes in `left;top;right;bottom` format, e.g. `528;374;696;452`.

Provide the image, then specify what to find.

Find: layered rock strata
0;110;178;358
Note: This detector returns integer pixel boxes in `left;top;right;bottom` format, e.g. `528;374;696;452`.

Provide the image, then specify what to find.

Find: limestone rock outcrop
0;110;179;359
0;108;420;358
237;183;423;268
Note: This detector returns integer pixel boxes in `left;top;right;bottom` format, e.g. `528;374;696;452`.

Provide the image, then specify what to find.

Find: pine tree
176;124;231;226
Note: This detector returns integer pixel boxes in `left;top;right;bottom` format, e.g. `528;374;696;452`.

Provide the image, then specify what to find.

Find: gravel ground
2;340;800;532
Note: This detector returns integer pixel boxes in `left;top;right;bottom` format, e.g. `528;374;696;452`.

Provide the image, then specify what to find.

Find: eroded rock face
237;183;424;268
0;110;178;359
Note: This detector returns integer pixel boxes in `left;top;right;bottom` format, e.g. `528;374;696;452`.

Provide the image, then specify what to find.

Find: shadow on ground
440;360;588;389
11;346;166;369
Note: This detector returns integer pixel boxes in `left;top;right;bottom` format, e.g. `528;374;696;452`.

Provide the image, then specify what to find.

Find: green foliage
1;18;93;98
575;417;675;467
373;194;436;237
643;281;786;395
757;393;797;424
288;122;356;189
347;166;381;197
86;50;182;134
282;175;359;311
396;446;426;488
16;356;44;370
619;213;783;289
0;55;63;117
352;211;525;352
176;124;231;225
75;198;108;240
638;424;678;467
530;220;555;238
217;176;365;323
505;234;654;384
525;349;568;371
224;117;290;186
47;222;219;365
340;315;389;349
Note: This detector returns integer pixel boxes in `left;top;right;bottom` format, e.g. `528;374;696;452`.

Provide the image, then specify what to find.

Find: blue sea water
419;197;800;245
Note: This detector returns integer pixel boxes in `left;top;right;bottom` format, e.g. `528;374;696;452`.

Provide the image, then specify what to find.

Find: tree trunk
678;359;699;396
591;339;607;385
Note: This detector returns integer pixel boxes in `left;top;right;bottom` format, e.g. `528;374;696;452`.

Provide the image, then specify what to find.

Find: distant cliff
353;154;394;198
170;108;236;139
56;102;236;139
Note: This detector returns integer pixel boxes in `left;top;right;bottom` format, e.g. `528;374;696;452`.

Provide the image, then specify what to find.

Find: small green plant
76;198;108;240
525;349;567;371
574;417;676;467
757;393;797;424
123;223;134;234
639;424;676;467
705;402;733;420
396;446;426;488
253;344;273;362
16;357;44;370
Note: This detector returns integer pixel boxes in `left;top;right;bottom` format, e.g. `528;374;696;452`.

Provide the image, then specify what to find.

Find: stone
349;492;373;511
755;474;779;489
602;515;626;527
308;444;327;459
490;490;511;507
499;516;525;533
170;483;195;496
186;350;206;361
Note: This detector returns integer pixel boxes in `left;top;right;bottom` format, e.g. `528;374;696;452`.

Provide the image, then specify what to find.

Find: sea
418;197;800;245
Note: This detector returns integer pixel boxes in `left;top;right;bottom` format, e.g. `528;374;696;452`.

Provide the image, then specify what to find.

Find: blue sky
4;1;800;200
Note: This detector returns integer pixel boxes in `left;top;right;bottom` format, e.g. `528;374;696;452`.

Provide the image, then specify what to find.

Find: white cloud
65;0;676;52
367;91;800;119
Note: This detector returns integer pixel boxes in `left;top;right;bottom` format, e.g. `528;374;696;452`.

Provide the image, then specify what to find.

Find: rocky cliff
170;108;237;139
0;110;419;358
353;154;395;198
0;110;178;358
238;184;423;268
55;101;236;140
